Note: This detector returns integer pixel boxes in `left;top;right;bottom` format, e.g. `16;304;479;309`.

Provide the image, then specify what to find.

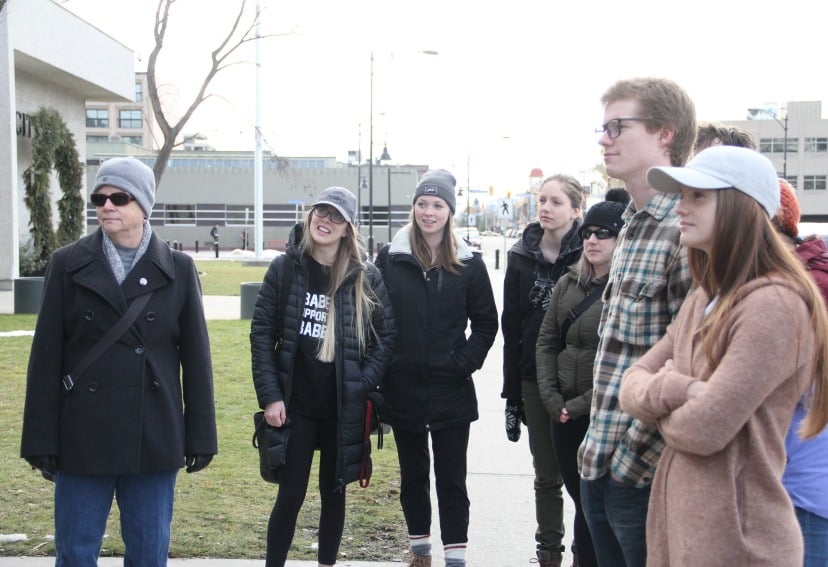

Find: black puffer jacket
375;225;498;432
501;221;582;400
250;223;395;489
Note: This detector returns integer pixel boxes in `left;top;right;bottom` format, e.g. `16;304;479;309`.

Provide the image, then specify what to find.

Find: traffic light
506;191;511;199
489;185;494;196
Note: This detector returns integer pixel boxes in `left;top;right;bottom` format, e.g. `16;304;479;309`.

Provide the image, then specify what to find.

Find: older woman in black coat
20;157;217;567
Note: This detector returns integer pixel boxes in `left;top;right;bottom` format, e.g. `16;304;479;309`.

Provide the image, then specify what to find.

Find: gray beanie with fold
93;156;156;218
413;169;457;214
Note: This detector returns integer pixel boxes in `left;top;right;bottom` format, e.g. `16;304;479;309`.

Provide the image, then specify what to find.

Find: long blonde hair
689;189;828;438
300;210;379;362
407;207;464;275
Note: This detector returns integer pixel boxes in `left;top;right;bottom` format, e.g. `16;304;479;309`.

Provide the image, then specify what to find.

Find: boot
408;554;432;567
531;548;563;567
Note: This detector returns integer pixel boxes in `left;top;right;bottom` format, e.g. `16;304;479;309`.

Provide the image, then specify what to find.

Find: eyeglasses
90;192;135;207
313;206;346;225
580;227;615;240
595;117;648;139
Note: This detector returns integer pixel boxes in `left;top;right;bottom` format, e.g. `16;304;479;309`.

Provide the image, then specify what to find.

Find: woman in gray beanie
21;156;217;566
375;169;498;567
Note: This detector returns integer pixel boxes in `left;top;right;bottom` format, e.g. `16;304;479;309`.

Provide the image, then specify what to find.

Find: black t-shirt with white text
291;257;337;418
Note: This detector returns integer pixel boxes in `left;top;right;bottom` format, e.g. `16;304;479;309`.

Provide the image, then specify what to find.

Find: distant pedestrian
501;174;584;567
20;156;218;566
210;224;219;243
620;145;828;566
375;169;498;567
250;187;395;567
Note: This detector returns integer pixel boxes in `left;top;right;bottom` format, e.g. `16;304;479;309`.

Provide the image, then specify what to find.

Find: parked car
456;227;482;250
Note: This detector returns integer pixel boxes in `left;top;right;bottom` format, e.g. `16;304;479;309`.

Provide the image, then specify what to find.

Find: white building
0;0;134;289
726;101;828;221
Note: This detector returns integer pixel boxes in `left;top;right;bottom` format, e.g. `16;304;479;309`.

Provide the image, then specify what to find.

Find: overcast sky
61;0;826;196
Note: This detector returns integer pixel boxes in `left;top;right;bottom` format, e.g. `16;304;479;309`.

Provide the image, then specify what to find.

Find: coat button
151;381;160;391
88;381;99;393
146;312;157;321
84;311;94;320
134;345;145;355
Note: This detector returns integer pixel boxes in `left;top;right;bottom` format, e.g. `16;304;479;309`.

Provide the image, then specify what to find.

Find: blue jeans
796;507;828;567
580;475;650;567
54;470;178;567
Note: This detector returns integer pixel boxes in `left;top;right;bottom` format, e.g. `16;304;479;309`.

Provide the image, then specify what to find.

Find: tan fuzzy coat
619;276;813;566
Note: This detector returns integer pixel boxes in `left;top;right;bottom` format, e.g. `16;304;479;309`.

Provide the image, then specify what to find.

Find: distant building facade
726;101;828;221
85;149;427;251
85;72;158;149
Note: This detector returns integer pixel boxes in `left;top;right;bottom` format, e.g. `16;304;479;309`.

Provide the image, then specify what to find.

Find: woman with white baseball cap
618;145;828;566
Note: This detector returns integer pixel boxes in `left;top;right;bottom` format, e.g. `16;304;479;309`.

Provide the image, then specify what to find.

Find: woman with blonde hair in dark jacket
251;187;395;567
375;169;498;567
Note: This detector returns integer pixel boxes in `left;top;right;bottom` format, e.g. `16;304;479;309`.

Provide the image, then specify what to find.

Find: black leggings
551;414;598;567
266;413;345;567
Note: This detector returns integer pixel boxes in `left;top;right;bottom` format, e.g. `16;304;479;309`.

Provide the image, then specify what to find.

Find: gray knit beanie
93;157;156;218
413;169;457;214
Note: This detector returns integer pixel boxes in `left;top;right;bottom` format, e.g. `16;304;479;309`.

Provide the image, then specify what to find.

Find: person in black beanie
501;173;585;567
375;168;498;567
536;198;626;567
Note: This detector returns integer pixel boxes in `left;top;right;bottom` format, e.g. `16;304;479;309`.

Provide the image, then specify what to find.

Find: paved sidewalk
0;240;577;566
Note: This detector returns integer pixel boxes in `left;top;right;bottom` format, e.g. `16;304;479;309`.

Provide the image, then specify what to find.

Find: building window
121;135;143;145
803;176;827;191
783;176;798;189
135;82;143;103
119;109;142;129
86;109;108;128
226;205;254;226
86;135;109;143
805;138;828;153
759;137;798;153
165;204;196;225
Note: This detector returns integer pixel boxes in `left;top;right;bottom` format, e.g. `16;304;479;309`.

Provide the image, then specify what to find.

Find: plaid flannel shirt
579;192;691;487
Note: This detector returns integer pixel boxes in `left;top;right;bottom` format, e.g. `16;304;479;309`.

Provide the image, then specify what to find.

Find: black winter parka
20;230;217;475
501;221;582;401
250;223;395;489
375;225;498;432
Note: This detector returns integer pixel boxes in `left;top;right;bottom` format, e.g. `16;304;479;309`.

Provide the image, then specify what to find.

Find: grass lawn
0;316;407;561
194;260;270;296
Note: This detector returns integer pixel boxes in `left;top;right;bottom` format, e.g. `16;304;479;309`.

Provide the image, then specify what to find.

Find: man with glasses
577;78;696;567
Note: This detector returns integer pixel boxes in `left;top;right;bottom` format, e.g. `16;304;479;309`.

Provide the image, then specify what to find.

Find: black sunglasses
580;227;615;240
91;192;135;207
313;205;346;225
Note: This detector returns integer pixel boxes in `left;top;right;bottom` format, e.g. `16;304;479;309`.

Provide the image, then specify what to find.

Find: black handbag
252;411;292;484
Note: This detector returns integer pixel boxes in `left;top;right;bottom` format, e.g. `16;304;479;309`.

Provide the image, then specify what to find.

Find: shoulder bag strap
274;254;292;350
62;292;153;392
558;283;605;352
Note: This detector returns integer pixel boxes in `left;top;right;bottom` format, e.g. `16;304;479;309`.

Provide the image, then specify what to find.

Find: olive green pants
523;379;565;552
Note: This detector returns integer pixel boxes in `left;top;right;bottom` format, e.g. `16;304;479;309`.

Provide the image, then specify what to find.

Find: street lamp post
748;107;788;179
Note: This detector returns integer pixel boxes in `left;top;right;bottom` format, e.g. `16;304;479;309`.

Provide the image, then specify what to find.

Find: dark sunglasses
91;192;135;207
313;206;346;225
580;227;615;240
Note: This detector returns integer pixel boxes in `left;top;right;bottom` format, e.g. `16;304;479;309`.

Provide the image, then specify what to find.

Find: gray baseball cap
314;187;357;224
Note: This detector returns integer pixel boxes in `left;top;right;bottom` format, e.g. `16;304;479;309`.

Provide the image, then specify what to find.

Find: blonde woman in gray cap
20;156;217;566
251;187;395;567
375;169;498;567
619;146;828;566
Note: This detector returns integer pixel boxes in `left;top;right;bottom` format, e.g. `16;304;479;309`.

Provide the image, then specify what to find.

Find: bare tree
146;0;266;186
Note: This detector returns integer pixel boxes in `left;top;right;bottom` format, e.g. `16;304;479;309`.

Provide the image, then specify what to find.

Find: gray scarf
101;220;153;284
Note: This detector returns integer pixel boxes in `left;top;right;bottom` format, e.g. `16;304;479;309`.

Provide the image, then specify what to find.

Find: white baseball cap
647;145;780;217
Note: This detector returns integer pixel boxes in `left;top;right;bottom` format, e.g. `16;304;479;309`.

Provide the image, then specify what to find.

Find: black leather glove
185;454;213;474
25;455;57;482
505;399;526;442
